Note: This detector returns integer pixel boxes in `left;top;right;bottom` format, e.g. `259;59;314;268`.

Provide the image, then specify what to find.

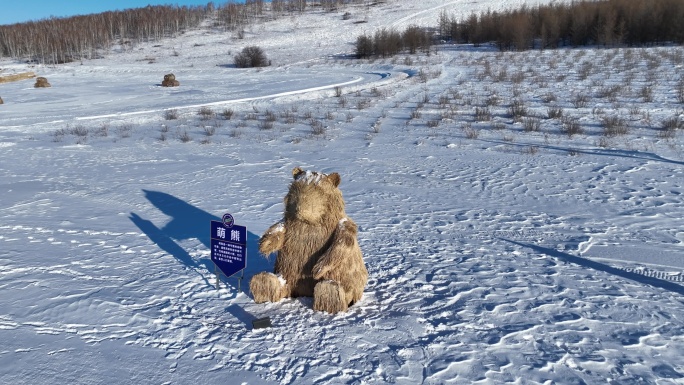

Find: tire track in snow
389;1;462;29
74;76;365;121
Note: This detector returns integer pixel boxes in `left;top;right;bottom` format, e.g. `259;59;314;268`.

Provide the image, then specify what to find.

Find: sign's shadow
129;189;273;293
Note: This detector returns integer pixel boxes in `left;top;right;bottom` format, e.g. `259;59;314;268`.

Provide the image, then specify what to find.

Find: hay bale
34;77;51;88
161;73;179;87
0;71;36;84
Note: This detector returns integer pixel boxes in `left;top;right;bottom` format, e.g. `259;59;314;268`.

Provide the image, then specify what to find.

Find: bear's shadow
129;189;273;293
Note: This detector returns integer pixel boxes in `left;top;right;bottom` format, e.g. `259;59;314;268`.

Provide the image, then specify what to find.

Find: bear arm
313;218;358;280
259;221;285;256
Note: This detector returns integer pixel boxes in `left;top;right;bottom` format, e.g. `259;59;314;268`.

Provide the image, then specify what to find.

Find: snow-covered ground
2;1;684;384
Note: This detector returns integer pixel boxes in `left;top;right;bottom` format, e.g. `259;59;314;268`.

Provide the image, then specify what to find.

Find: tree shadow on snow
503;239;684;296
129;189;273;293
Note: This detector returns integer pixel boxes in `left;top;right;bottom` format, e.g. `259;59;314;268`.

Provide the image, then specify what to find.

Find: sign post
210;213;247;291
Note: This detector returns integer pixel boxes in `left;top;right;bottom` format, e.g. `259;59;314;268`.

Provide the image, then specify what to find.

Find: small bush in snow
547;106;563;119
220;108;234;120
198;107;215;120
601;116;628;137
234;46;270;68
164;109;179;120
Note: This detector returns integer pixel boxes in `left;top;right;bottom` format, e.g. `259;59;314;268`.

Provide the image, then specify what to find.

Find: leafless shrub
427;120;440;128
542;93;557;104
70;124;88;137
302;110;313;120
220;108;234;120
52;128;67;142
234;46;270;68
597;85;622;101
229;128;243;138
677;79;684;104
510;71;525;84
164;109;179;120
245;112;258;120
463;124;479;139
264;110;277;122
578;61;593;80
203;124;217;136
493;122;506;130
640;86;653;102
418;69;429;83
547;106;563;119
601;116;628;137
523;117;541;132
310;119;325;136
117;123;133;138
561;117;582;137
572;94;589;108
281;110;296;124
438;95;451;107
178;130;191;142
628;106;641;116
346;112;354;123
259;120;274;130
338;96;347;108
485;95;500;107
325;111;334;120
357;99;370;110
96;123;109;137
661;116;683;131
160;124;170;133
198;106;215;120
158;133;167;142
508;100;527;121
475;107;492;121
334;86;343;97
494;68;507;82
597;137;611;148
521;146;539;155
410;110;422;120
657;126;677;140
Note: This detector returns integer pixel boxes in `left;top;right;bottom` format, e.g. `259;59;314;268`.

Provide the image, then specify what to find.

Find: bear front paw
250;272;286;303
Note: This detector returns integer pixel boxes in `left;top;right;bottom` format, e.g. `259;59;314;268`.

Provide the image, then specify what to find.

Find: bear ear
292;167;305;179
328;172;341;187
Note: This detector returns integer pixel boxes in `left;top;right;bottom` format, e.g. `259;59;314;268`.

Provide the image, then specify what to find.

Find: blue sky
0;1;233;26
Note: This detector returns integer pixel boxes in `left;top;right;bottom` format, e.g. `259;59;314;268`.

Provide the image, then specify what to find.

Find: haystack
0;71;36;84
161;73;180;87
34;77;51;88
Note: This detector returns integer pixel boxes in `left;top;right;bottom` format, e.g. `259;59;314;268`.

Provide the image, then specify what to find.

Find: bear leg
313;280;348;314
250;272;286;303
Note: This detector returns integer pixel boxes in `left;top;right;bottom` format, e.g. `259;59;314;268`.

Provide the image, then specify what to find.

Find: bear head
284;167;345;225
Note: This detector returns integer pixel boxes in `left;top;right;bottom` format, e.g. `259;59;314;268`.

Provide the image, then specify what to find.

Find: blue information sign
210;217;247;279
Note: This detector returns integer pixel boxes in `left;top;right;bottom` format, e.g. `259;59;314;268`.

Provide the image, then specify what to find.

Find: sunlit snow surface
1;1;684;384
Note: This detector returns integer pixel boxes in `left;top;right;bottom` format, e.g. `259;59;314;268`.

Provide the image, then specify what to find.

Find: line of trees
0;5;211;64
439;0;684;51
356;26;433;58
0;0;380;64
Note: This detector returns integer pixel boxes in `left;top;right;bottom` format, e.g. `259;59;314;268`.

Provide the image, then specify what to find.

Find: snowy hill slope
1;1;684;384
